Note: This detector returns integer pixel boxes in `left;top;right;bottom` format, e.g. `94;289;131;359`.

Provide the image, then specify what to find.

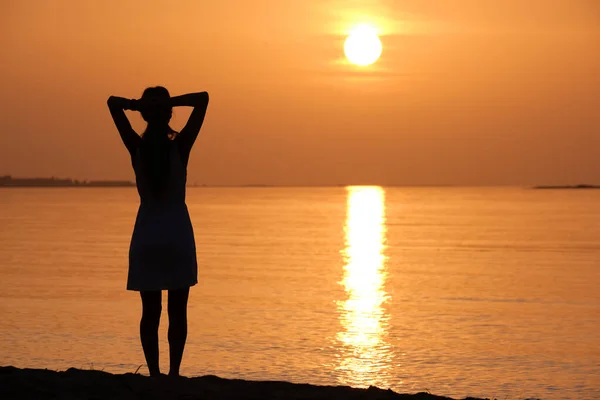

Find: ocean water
0;187;598;400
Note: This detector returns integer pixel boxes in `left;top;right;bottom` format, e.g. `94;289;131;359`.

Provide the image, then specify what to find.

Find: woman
107;87;209;377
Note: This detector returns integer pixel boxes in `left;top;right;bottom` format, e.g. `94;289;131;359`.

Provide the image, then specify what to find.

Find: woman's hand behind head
138;96;168;111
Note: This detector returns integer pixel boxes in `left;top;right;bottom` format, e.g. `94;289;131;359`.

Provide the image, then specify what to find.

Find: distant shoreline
0;182;137;187
1;176;599;189
0;175;135;187
532;184;600;190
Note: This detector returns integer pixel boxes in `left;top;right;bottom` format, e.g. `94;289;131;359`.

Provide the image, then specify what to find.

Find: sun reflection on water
336;186;392;388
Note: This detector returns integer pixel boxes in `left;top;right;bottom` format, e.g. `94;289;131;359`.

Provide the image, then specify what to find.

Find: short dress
127;141;198;291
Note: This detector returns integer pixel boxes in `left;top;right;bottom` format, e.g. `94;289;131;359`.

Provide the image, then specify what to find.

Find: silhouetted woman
107;87;209;377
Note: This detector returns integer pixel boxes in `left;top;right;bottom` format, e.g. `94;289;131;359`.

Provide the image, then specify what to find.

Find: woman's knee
168;288;189;319
141;291;162;320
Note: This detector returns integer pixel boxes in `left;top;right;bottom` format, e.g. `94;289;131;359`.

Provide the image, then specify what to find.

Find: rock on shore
0;366;491;400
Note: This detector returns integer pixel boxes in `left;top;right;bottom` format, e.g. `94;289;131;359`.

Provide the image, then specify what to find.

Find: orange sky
2;0;599;185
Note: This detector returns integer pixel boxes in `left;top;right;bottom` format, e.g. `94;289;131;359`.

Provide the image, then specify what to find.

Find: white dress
127;141;198;291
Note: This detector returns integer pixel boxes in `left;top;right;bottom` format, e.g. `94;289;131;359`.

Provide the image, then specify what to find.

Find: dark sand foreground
0;366;494;400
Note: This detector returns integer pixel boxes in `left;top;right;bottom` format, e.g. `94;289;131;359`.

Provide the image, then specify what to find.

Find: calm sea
0;187;598;400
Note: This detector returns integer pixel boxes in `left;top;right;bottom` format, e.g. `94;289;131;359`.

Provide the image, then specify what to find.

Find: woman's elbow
197;92;209;106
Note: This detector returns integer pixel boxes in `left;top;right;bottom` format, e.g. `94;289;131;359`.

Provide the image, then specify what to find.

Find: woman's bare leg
167;287;189;376
140;290;162;376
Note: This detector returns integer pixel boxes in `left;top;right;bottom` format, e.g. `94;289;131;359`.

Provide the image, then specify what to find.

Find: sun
344;25;382;66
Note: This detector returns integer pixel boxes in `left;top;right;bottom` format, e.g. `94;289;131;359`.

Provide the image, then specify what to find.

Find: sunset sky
2;0;599;185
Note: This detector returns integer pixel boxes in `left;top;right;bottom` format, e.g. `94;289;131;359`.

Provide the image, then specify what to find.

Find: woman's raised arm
169;92;209;160
107;96;141;156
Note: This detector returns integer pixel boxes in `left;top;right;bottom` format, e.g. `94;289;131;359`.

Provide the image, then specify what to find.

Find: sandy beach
0;366;493;400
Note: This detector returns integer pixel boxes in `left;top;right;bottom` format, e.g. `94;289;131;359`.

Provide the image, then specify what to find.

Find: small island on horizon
532;184;600;190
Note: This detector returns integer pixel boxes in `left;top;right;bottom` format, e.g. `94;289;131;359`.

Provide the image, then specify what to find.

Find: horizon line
1;175;598;188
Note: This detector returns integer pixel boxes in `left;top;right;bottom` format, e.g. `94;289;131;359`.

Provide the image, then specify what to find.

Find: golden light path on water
336;186;392;389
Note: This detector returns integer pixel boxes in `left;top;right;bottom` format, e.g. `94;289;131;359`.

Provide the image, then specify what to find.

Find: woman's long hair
139;86;178;198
